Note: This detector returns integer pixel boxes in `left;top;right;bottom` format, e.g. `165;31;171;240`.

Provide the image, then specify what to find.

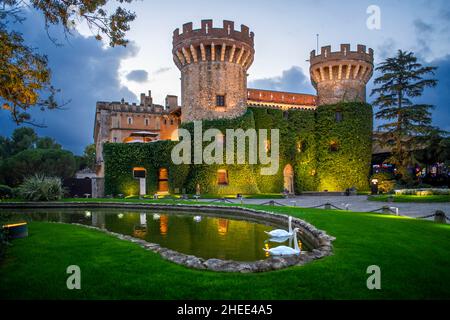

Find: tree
0;0;136;125
36;136;62;149
82;143;96;170
1;148;76;186
10;127;37;154
371;50;439;182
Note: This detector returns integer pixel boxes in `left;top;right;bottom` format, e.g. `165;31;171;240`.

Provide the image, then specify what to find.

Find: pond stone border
0;202;335;272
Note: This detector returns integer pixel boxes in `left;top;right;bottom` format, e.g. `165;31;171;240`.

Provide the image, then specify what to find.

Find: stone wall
180;61;247;121
310;44;373;106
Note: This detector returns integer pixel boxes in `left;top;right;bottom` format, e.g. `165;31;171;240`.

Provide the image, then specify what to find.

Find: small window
145;118;149;126
133;167;146;178
335;111;343;123
127;117;133;125
113;137;117;142
170;119;174;125
329;141;339;152
217;169;229;185
216;95;225;107
164;119;167;125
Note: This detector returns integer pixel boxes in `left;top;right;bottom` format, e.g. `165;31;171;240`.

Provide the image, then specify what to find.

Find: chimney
165;95;178;110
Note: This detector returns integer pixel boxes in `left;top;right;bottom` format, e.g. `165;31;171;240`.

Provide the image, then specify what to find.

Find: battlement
309;44;374;105
173;19;254;48
172;19;255;71
310;44;373;66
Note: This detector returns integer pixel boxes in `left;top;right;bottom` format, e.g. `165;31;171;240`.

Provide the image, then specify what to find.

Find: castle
94;20;374;197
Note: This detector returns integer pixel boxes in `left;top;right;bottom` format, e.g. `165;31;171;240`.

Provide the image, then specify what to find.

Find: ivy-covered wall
103;140;189;196
315;102;373;191
180;110;260;195
103;102;372;195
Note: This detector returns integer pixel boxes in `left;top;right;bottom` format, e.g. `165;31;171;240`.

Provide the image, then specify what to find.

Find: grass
1;202;450;300
368;194;450;203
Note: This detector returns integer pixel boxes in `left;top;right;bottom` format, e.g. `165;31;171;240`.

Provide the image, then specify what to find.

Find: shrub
0;185;13;199
371;172;396;193
18;175;64;201
394;188;450;196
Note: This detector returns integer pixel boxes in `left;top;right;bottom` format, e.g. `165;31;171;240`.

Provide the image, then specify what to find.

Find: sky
0;0;449;154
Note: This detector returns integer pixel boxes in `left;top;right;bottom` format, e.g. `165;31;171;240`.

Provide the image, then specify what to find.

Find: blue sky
0;0;449;154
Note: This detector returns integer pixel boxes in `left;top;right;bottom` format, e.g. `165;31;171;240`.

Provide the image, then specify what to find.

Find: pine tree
371;50;439;182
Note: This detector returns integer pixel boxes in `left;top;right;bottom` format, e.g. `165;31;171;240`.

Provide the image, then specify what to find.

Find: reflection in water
217;218;229;236
133;213;148;238
159;215;168;236
0;208;311;261
92;212;105;229
140;213;147;226
264;243;270;257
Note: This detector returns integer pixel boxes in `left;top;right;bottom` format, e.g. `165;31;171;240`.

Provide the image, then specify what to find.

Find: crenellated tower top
172;19;255;71
309;44;374;105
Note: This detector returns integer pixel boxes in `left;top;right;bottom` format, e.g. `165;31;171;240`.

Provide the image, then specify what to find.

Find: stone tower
173;20;255;122
309;44;374;106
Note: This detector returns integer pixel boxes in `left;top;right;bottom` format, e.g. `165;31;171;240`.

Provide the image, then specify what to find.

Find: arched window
329;141;339;152
145;118;149;126
127;117;133;125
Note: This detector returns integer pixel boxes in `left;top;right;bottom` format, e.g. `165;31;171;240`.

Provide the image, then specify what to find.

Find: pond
0;208;311;261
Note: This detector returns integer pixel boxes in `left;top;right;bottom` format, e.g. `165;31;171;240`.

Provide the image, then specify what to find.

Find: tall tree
36;136;62;149
371;50;439;182
0;0;136;126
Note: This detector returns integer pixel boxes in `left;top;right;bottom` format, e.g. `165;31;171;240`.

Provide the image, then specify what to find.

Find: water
0;208;310;261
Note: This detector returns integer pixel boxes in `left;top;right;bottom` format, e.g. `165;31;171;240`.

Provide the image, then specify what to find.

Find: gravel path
205;195;450;220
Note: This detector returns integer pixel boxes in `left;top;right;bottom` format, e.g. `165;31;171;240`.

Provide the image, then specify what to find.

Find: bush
18;175;64;201
371;172;396;193
0;185;13;199
394;188;450;196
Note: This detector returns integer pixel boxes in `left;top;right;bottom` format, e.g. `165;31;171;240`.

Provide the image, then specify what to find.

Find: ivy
104;102;372;195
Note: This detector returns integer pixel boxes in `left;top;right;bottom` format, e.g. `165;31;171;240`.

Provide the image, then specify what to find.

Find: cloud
126;69;148;82
248;66;315;94
154;67;171;75
413;19;434;34
377;38;397;59
0;9;137;154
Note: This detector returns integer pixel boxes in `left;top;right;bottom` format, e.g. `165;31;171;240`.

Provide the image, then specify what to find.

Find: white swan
153;213;161;220
193;215;202;222
264;216;293;237
263;228;301;256
266;235;291;243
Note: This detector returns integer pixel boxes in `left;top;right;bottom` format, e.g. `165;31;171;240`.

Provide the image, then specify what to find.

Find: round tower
309;44;374;106
172;20;255;122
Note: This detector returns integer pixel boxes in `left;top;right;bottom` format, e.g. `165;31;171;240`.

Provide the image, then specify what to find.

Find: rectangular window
335;111;343;123
216;95;225;107
217;169;229;185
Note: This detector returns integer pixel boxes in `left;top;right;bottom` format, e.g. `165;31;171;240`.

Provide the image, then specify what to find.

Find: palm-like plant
371;50;439;182
18;174;65;201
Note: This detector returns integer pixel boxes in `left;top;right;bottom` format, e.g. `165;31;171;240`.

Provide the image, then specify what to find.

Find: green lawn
1;204;450;299
368;194;450;203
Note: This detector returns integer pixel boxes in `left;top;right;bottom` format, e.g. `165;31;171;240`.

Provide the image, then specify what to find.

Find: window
216;95;225;107
329;141;339;152
133;167;146;178
113;137;117;142
127;117;133;125
170;119;174;125
335;111;343;123
164;119;167;125
217;169;229;185
145;118;149;126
